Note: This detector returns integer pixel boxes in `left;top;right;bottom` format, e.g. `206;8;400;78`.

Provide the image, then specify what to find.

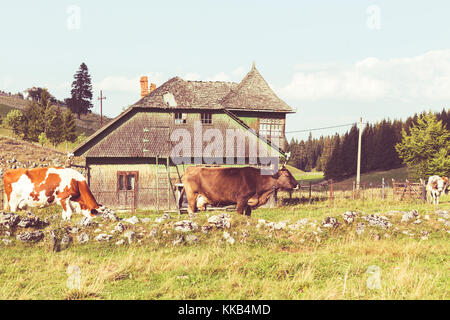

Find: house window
174;112;187;124
259;118;283;138
201;113;212;124
117;172;138;191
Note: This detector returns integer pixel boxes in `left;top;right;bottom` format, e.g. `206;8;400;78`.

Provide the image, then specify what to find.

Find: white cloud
278;49;450;103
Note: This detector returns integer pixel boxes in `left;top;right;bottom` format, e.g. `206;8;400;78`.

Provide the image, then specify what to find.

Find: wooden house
72;64;295;211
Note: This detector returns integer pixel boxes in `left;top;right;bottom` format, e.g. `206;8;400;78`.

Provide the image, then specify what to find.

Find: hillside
0;136;85;176
334;167;410;187
0;95;112;136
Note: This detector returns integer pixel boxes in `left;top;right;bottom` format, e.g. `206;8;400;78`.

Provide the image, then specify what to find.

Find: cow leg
61;198;73;221
236;194;253;215
244;205;252;217
186;193;198;215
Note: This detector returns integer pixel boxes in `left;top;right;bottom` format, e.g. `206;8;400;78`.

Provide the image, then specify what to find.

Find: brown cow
180;165;299;216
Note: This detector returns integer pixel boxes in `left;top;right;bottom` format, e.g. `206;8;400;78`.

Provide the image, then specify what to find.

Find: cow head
273;165;299;191
89;205;106;217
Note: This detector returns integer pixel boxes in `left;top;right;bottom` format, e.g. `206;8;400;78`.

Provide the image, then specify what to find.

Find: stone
78;217;96;227
223;231;235;244
173;220;198;232
356;222;365;236
124;230;136;244
0;212;20;229
201;225;213;234
401;210;420;223
155;213;171;223
113;222;126;234
342;211;358;224
95;234;112;242
362;215;392;229
115;239;126;246
322;217;340;228
66;226;80;234
16;231;44;243
140;218;151;223
273;221;287;230
413;219;422;225
435;210;449;219
149;228;158;237
100;208;120;222
420;231;430;240
77;233;89;244
185;234;199;243
207;213;231;229
2;239;12;245
123;216;139;225
173;234;184;246
17;214;48;229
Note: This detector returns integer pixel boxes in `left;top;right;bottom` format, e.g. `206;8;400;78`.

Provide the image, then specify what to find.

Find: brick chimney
140;76;149;98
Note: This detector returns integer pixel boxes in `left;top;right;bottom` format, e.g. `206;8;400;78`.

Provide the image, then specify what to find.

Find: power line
285;122;360;134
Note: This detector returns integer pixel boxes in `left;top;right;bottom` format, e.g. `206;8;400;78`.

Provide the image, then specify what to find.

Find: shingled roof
132;64;294;113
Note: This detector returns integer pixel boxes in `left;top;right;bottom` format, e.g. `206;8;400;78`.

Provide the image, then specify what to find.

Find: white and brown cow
3;167;104;221
426;175;449;205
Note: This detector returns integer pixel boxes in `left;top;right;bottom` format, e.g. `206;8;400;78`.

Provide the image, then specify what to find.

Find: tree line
287;109;450;181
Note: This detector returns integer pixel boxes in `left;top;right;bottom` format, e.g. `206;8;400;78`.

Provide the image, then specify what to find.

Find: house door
117;171;138;211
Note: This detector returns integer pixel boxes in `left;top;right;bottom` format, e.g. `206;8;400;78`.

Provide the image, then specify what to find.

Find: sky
1;0;449;140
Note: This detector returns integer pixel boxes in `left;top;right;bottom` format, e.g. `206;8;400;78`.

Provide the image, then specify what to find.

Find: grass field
0;193;448;300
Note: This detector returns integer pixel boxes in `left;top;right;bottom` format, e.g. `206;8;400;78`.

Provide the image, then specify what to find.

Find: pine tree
395;112;450;179
62;109;77;143
67;62;93;119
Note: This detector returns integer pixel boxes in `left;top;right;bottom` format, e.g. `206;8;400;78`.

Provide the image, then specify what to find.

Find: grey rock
207;213;231;229
124;230;136;244
115;239;126;246
322;217;341;228
223;231;235;245
100;208;120;222
17;214;48;229
420;230;430;240
356;222;365;236
0;212;20;228
123;216;139;225
435;210;449;219
173;220;198;232
149;228;158;237
95;234;112;242
401;210;420;223
2;239;12;245
77;233;89;244
185;234;198;243
172;234;184;246
16;231;44;243
78;217;97;227
201;225;213;234
140;218;151;223
113;222;126;234
343;211;358;224
362;215;392;229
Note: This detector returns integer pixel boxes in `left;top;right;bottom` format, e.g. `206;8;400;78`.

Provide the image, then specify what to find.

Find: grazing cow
180;165;299;216
426;175;449;205
3;167;104;220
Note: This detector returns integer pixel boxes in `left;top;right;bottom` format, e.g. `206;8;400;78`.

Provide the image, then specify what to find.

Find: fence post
421;178;427;203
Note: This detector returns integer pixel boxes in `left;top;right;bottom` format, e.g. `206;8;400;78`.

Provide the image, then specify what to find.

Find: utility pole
98;90;106;127
356;117;362;190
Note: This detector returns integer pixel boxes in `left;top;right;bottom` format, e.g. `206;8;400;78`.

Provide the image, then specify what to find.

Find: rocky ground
1;207;448;251
0;136;85;177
